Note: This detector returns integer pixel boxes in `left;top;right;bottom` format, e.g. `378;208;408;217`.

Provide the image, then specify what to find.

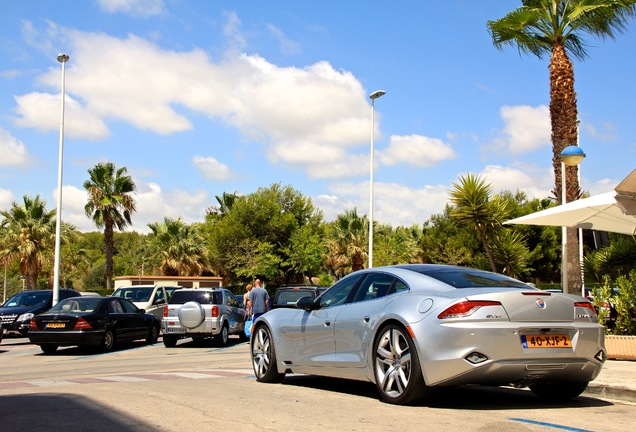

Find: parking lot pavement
585;359;636;403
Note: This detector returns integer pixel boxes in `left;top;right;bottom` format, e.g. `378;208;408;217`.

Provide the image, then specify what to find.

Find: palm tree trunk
477;226;497;273
549;43;582;295
104;220;114;291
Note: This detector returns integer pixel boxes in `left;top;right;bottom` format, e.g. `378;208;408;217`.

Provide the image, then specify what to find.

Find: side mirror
296;296;316;311
139;309;146;314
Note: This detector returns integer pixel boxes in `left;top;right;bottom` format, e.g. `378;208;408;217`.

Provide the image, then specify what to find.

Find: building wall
114;275;223;289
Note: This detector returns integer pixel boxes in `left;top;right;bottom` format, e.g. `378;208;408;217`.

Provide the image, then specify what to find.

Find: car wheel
373;324;430;405
529;380;589;400
163;335;178;348
215;324;229;347
40;344;58;354
251;325;285;383
147;324;160;344
100;329;115;352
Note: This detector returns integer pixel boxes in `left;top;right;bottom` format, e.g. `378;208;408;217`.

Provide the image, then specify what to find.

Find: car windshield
400;266;531;289
112;287;153;302
169;291;222;305
49;297;102;313
3;291;51;307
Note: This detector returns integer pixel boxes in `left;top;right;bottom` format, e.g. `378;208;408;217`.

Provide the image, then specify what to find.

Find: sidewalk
585;359;636;403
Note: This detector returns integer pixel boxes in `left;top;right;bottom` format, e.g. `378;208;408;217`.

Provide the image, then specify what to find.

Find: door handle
324;321;331;327
363;316;370;323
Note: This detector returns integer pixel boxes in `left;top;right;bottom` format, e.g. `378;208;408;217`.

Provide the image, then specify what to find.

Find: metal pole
53;53;69;306
561;161;568;293
368;90;385;269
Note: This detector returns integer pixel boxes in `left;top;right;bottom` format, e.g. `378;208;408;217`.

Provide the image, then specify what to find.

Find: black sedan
28;296;161;354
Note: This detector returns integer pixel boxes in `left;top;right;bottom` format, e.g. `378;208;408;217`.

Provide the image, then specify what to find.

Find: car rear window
275;289;317;306
400;266;531;289
169;290;222;305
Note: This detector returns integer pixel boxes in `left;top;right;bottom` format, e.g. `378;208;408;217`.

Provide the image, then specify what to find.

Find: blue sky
1;0;635;233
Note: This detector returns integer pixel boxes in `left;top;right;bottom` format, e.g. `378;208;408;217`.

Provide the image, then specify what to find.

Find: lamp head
57;53;69;63
369;90;386;100
560;145;586;166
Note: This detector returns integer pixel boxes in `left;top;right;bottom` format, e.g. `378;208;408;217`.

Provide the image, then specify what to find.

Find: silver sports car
250;264;606;405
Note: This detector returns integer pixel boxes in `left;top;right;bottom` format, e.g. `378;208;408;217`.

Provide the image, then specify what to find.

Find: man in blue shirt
247;279;270;320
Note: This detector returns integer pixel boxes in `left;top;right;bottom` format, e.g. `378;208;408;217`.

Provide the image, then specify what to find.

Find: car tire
215;324;229;347
147;324;160;344
40;344;58;354
529;380;589;400
251;325;285;383
100;329;115;352
373;324;432;405
177;301;205;329
163;335;178;347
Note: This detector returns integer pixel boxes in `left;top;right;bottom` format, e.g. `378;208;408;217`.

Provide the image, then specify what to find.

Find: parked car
112;285;181;320
28;296;161;354
271;285;328;309
250;264;605;405
0;289;80;336
161;288;248;348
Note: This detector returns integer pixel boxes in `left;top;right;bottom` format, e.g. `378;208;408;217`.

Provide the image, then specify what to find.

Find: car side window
121;299;139;313
108;299;124;314
318;275;363;309
352;273;397;303
226;292;238;307
154;288;165;304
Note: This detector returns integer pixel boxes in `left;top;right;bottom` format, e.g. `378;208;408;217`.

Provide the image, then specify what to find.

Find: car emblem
536;298;546;309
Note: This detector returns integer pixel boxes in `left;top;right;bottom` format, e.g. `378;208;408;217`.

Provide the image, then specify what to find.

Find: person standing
247;279;269;320
243;283;252;310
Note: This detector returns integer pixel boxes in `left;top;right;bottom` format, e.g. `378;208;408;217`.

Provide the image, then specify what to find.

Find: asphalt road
1;336;634;432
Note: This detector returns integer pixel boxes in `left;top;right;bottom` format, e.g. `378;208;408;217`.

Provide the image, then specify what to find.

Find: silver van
111;285;181;320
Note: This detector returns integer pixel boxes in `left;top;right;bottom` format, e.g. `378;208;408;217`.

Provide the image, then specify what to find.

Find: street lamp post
368;90;385;269
53;53;69;307
560;145;586;294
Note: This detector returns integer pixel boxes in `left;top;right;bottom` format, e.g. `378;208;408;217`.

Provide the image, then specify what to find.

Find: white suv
112;285;181;320
161;288;248;347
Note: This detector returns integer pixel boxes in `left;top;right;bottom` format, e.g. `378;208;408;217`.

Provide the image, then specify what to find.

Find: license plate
521;334;571;348
46;322;65;329
167;328;185;333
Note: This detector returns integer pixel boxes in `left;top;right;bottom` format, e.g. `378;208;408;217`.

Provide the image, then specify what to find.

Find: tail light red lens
438;301;502;319
29;319;37;330
575;301;598;316
163;305;169;317
73;318;93;330
212;306;219;317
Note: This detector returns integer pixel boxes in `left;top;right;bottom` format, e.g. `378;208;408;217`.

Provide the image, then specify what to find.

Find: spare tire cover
178;301;205;329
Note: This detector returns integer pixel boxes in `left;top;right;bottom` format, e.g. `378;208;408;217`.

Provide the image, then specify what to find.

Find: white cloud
0;189;14;213
192;155;231;180
479;164;553;199
97;0;165;17
17;22;369;177
489;105;550;155
267;24;301;55
379;134;457;167
0;127;31;167
319;181;450;227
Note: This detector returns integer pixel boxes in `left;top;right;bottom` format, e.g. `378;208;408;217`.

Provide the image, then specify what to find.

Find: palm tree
0;195;57;289
326;209;368;275
147;217;209;276
84;162;137;290
488;0;636;292
449;174;508;273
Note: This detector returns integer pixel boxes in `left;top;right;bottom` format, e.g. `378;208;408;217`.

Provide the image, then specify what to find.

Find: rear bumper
28;330;105;347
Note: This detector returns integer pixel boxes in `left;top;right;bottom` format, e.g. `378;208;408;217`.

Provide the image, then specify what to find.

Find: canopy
505;168;636;235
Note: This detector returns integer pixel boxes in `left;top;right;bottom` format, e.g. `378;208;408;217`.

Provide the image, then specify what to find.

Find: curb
585;382;636;403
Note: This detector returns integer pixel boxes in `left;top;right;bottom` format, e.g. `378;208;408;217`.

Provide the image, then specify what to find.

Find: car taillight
438;301;502;319
575;301;598;316
164;305;169;317
29;319;38;330
73;318;93;330
211;306;219;317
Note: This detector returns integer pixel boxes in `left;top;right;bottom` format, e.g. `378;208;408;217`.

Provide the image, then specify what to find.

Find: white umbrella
505;168;636;235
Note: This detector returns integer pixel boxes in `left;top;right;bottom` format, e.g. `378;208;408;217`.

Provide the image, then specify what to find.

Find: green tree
373;224;419;267
0;195;74;289
488;0;636;293
84;162;137;290
326;209;369;275
449;174;508;273
147;217;209;276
